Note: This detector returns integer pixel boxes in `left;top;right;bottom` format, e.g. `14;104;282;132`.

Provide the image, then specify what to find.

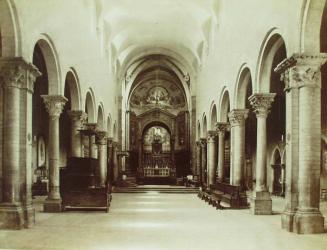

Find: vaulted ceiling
101;0;217;74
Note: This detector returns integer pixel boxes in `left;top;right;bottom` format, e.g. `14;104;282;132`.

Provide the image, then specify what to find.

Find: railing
142;153;172;177
144;168;170;177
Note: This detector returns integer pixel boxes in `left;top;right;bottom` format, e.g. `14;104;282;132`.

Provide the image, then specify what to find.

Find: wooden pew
210;182;248;209
60;157;111;212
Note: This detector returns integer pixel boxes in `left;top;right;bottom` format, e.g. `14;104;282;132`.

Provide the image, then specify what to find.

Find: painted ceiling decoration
130;79;186;112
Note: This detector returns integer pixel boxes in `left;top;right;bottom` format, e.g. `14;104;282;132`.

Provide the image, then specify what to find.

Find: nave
1;191;327;250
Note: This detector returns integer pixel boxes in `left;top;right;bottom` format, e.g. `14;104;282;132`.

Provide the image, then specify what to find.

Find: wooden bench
198;187;223;209
210;182;248;209
60;157;112;212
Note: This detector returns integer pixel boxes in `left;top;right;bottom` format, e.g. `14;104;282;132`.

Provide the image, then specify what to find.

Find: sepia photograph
0;0;327;249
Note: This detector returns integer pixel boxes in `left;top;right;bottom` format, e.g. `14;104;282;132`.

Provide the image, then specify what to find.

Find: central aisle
0;193;327;250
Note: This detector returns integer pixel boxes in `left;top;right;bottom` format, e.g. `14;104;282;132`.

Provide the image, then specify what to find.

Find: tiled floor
0;192;327;250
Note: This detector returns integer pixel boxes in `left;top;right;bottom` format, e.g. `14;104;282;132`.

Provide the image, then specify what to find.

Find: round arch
33;35;61;95
256;29;287;93
64;68;81;111
107;114;112;137
141;121;172;137
197;120;201;140
85;89;96;123
209;102;217;130
113;121;117;141
0;0;21;56
202;114;207;138
271;147;282;165
300;0;326;53
218;87;231;122
234;65;253;109
97;103;105;130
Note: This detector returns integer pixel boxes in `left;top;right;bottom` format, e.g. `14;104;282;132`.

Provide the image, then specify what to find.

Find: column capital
41;95;68;117
249;93;276;118
0;57;41;92
196;140;202;147
207;130;217;142
215;122;229;133
96;130;107;145
68;110;87;123
228;109;249;127
85;123;98;132
274;53;327;90
200;138;207;147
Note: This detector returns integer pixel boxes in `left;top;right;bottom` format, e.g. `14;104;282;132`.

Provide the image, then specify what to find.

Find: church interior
1;0;327;249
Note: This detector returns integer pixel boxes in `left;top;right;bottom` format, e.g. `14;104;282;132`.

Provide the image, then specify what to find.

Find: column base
293;209;325;234
0;203;24;229
43;199;62;213
281;210;296;232
23;205;35;228
251;191;272;215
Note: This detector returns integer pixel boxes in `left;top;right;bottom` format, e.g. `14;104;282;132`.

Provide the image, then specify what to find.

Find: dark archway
32;43;50;193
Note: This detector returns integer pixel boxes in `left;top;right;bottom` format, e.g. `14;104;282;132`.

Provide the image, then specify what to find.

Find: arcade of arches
1;0;327;249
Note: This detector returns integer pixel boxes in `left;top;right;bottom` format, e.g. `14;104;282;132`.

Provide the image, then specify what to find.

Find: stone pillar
293;54;326;234
85;123;97;158
0;58;40;229
275;58;300;231
107;137;114;182
112;142;119;182
207;131;217;186
200;138;207;186
216;122;229;183
18;60;41;228
196;141;202;180
228;109;248;187
170;138;176;177
249;93;275;215
41;95;67;212
67;111;87;157
96;131;107;187
138;138;143;177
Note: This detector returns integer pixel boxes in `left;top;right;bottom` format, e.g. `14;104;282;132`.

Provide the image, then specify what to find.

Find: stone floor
0;191;327;250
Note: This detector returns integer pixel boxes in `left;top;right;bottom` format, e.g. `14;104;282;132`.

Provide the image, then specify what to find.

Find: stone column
0;58;40;229
67;111;87;157
207;131;217;186
18;60;41;228
292;54;326;234
200;138;207;186
138;138;143;177
215;122;229;183
228;109;248;187
41;95;67;212
249;93;275;215
275;58;300;231
85;123;97;158
196;141;202;181
112;142;119;182
107;137;114;182
170;137;176;177
96;131;107;187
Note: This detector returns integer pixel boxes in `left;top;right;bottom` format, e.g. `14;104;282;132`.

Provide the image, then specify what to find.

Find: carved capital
207;130;217;142
200;138;207;148
85;123;98;132
41;95;67;118
249;93;276;118
68;110;87;126
274;53;327;90
96;130;107;145
0;57;41;92
228;109;248;127
107;137;114;147
215;122;229;134
196;141;201;148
